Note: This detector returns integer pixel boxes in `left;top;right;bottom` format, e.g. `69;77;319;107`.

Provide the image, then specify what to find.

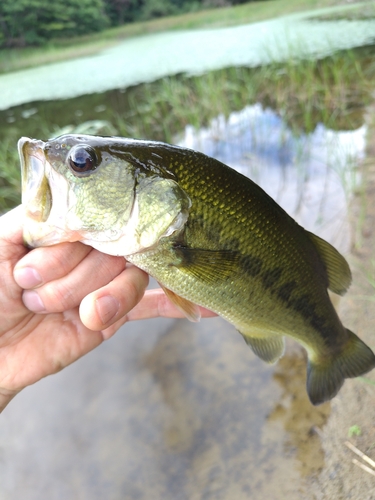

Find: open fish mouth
18;137;52;225
18;137;73;248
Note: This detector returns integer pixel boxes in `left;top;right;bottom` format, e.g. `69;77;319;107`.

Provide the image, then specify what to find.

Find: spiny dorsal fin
240;332;285;364
160;284;201;322
173;246;240;284
306;231;352;296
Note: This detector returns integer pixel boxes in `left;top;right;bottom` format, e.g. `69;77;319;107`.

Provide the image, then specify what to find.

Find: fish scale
18;134;375;405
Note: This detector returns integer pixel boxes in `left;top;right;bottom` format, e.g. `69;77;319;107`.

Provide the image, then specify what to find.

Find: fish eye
68;145;98;174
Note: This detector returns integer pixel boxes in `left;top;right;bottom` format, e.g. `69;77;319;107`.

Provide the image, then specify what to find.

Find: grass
2;43;374;212
0;131;23;210
312;2;375;21
360;259;375;298
1;0;374;212
110;45;375;142
348;425;362;437
358;377;375;387
0;0;364;74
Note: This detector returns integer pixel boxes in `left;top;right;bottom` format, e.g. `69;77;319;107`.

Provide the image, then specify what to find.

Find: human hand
0;206;215;412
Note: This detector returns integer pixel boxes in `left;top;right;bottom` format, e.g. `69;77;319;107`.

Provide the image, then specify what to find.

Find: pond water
177;103;365;251
0;2;374;110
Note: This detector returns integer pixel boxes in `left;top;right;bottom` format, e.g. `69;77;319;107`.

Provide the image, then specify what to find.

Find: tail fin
307;329;375;405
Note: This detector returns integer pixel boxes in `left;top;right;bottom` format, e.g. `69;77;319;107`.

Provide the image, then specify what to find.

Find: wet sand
308;99;375;500
1;297;333;499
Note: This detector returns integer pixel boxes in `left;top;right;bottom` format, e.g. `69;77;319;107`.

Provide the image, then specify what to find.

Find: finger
0;206;27;259
79;265;149;332
14;242;92;289
102;288;217;339
21;250;127;313
0;207;30;330
126;288;217;321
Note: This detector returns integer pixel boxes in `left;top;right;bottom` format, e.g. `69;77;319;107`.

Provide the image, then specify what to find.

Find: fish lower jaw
23;219;83;248
24;203;48;223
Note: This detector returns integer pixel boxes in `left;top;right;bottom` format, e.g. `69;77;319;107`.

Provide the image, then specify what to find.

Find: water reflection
178;103;366;251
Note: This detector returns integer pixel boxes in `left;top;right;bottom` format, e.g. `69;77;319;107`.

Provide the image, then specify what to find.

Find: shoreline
308;97;375;499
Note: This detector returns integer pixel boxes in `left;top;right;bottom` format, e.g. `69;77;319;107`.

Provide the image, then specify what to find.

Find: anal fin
160;284;201;322
240;332;285;364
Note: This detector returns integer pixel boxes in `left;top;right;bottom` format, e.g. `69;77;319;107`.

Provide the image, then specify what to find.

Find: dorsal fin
306;231;352;296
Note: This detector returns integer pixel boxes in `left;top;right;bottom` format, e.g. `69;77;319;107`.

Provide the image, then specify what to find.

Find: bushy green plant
0;132;22;212
1;45;374;212
0;0;109;48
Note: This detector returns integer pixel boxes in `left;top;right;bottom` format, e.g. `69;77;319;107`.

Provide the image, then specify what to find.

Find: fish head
18;134;191;256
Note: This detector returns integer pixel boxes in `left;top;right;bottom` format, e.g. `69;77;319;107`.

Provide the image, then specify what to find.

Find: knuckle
43;282;74;311
99;254;126;279
122;273;147;311
123;280;142;309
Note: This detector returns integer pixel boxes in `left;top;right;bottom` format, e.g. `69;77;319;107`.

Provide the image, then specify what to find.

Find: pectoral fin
240;331;285;364
160;284;201;322
173;246;240;284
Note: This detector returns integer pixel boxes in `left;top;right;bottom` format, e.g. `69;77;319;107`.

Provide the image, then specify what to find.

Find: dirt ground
308;101;375;498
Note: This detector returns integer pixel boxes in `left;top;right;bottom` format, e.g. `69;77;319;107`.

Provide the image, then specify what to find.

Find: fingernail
14;267;42;289
95;296;120;325
22;290;46;313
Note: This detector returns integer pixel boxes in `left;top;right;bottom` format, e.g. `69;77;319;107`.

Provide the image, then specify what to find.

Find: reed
111;46;374;142
1;45;374;212
0;130;22;210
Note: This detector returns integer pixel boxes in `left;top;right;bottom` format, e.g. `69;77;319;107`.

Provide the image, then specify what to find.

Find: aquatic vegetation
1;44;374;212
112;45;374;142
0;130;22;211
1;4;375;110
0;0;367;75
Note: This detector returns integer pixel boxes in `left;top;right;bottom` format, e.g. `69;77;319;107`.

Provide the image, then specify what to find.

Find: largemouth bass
18;134;375;405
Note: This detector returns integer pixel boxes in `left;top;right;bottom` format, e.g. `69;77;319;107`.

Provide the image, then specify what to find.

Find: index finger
0;206;25;249
102;286;217;339
125;288;217;321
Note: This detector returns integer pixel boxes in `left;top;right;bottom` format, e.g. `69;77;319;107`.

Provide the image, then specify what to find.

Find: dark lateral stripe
245;262;332;342
258;264;332;341
262;267;282;288
277;280;297;302
241;254;263;277
277;289;332;341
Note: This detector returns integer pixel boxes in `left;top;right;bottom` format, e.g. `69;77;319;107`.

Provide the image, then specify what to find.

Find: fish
18;134;375;405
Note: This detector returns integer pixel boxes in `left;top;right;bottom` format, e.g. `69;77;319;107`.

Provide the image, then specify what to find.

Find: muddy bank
308;100;375;499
